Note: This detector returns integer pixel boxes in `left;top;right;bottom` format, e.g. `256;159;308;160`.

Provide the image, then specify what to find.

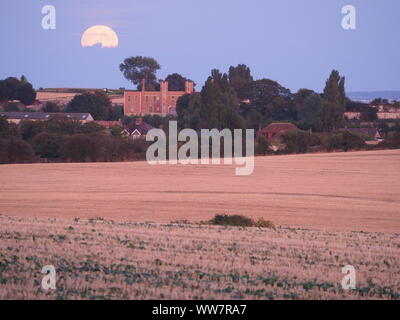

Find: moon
81;25;119;48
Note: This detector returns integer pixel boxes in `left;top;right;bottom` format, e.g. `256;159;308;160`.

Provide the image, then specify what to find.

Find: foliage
43;102;61;113
0;138;36;164
67;91;112;120
228;64;253;100
207;214;274;229
0;77;36;105
4;102;22;112
281;130;318;154
327;131;365;152
0;116;12;138
165;73;191;91
295;93;323;131
32;133;65;159
119;56;161;91
255;135;270;156
322;70;346;132
380;132;400;149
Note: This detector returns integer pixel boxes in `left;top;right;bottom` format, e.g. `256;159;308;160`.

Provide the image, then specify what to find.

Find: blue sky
0;0;399;93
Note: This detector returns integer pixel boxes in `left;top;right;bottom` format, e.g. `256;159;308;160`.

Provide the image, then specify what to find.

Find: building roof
127;120;154;135
94;121;122;128
260;122;299;134
340;127;382;138
0;112;93;121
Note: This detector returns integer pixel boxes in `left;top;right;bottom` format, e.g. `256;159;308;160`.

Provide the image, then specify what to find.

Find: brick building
124;80;194;117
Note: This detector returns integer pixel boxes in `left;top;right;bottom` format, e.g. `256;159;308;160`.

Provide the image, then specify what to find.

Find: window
128;96;131;102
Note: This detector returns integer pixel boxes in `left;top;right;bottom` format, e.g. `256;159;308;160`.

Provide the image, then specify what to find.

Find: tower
185;81;194;94
160;81;168;114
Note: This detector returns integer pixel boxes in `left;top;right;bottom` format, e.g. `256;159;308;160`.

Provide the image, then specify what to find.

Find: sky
0;0;399;93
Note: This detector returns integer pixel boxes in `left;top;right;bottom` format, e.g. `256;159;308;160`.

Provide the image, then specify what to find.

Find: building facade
124;80;194;117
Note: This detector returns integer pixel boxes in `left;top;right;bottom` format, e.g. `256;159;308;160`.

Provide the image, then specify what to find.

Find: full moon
81;25;119;48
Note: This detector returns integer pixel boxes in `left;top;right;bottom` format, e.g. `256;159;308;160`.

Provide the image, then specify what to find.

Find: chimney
141;79;146;92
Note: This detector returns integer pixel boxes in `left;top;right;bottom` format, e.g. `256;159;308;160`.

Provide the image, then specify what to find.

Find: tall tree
228;64;253;100
119;56;161;91
322;70;346;131
200;70;244;130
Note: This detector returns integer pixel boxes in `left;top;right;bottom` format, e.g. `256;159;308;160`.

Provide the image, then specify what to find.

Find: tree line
0;116;148;164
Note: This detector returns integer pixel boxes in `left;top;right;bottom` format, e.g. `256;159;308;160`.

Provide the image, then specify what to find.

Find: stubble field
0;150;399;299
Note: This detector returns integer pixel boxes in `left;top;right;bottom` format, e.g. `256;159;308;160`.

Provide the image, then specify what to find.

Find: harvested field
36;91;123;106
0;150;399;233
0;150;399;300
0;215;398;300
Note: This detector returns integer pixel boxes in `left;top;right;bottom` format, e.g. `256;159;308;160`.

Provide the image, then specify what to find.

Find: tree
228;64;253;100
360;106;378;121
32;133;65;159
0;116;11;138
67;91;112;120
296;93;323;131
16;81;36;105
43;102;61;113
327;131;365;152
0;81;9;103
281;130;313;153
0;138;35;164
60;134;103;162
119;56;161;90
4;102;21;112
165;73;189;91
4;77;20;100
322;70;346;131
199;69;245;130
0;77;36;105
176;93;202;130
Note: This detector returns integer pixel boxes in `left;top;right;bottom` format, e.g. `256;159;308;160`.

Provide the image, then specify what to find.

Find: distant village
1;79;400;143
1;62;400;163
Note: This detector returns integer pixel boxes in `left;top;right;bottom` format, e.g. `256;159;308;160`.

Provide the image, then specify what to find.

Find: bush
0;138;36;164
380;132;400;149
281;130;321;154
32;133;65;159
207;214;274;228
327;131;365;152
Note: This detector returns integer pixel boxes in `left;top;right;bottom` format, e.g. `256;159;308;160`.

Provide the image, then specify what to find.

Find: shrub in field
207;214;274;228
255;218;275;229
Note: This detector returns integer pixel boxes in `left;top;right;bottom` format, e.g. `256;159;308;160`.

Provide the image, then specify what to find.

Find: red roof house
257;123;300;141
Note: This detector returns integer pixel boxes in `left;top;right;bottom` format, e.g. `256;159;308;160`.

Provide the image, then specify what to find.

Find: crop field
0;150;399;299
0;215;399;300
36;91;124;105
0;150;399;232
